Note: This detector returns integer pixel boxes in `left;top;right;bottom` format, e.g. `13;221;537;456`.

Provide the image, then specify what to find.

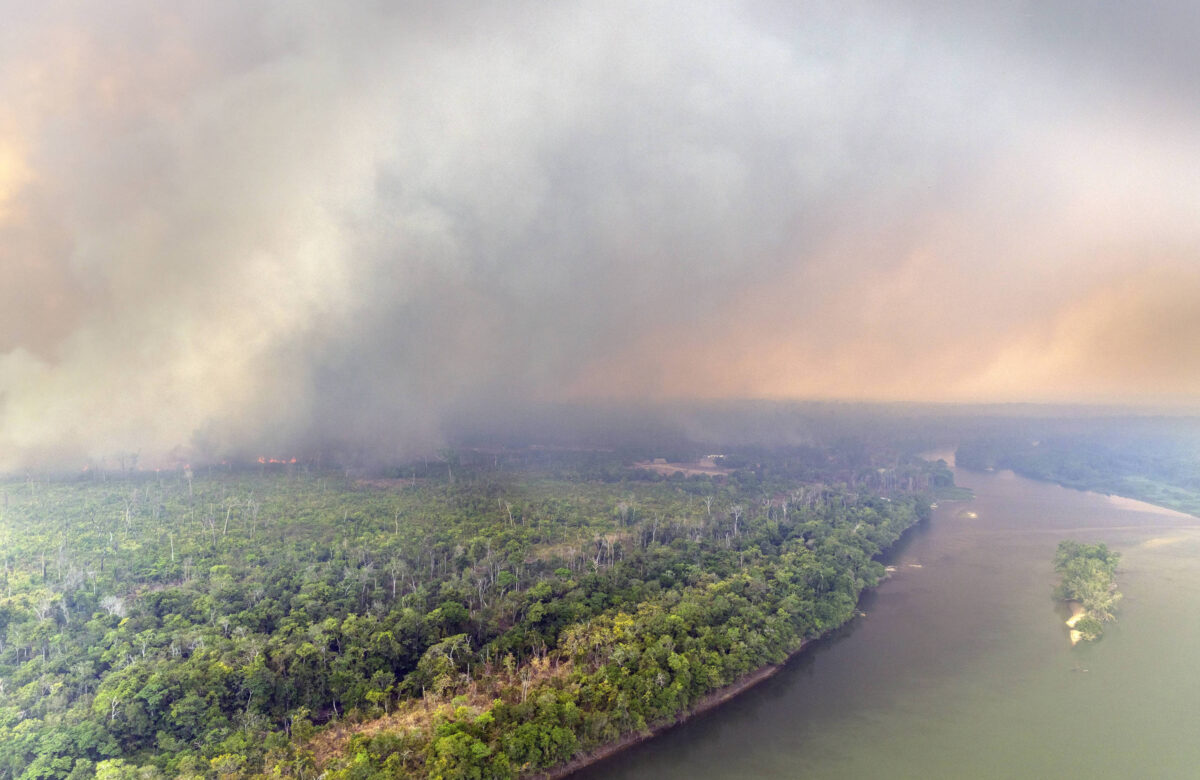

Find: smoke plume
2;1;1199;467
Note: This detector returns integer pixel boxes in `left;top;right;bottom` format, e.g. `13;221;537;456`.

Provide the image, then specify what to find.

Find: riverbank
536;646;804;780
538;531;917;779
575;462;1200;779
287;484;931;779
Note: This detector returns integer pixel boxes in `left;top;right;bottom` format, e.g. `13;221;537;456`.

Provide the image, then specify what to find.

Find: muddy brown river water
574;461;1200;779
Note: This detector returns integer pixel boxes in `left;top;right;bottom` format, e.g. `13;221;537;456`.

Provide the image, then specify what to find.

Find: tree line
0;449;943;778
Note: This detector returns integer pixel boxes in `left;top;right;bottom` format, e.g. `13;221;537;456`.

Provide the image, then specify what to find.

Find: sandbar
1065;601;1086;645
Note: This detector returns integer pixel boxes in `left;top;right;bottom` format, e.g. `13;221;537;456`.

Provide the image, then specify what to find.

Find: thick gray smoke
2;1;1199;468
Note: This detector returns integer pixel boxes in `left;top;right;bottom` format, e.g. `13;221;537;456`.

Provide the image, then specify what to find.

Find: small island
1054;540;1121;643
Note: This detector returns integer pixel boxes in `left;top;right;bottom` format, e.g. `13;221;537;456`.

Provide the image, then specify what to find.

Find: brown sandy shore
533;640;811;780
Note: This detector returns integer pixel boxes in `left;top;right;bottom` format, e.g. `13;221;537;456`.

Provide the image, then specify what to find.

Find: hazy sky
2;1;1199;466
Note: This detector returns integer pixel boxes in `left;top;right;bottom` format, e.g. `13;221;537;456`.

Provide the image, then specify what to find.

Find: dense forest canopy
6;405;1196;778
1053;540;1121;642
0;444;948;779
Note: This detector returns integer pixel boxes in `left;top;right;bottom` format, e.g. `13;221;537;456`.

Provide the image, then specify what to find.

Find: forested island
0;445;951;779
1053;541;1121;643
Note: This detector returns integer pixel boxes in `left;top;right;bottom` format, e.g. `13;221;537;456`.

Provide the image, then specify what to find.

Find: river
573;460;1200;778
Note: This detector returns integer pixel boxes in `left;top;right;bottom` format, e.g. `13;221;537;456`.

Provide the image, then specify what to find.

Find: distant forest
955;416;1200;516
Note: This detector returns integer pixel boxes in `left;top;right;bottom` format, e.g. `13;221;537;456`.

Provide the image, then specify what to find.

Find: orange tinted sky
2;1;1199;466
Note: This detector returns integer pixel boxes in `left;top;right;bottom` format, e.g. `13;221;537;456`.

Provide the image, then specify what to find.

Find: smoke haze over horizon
3;1;1200;468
